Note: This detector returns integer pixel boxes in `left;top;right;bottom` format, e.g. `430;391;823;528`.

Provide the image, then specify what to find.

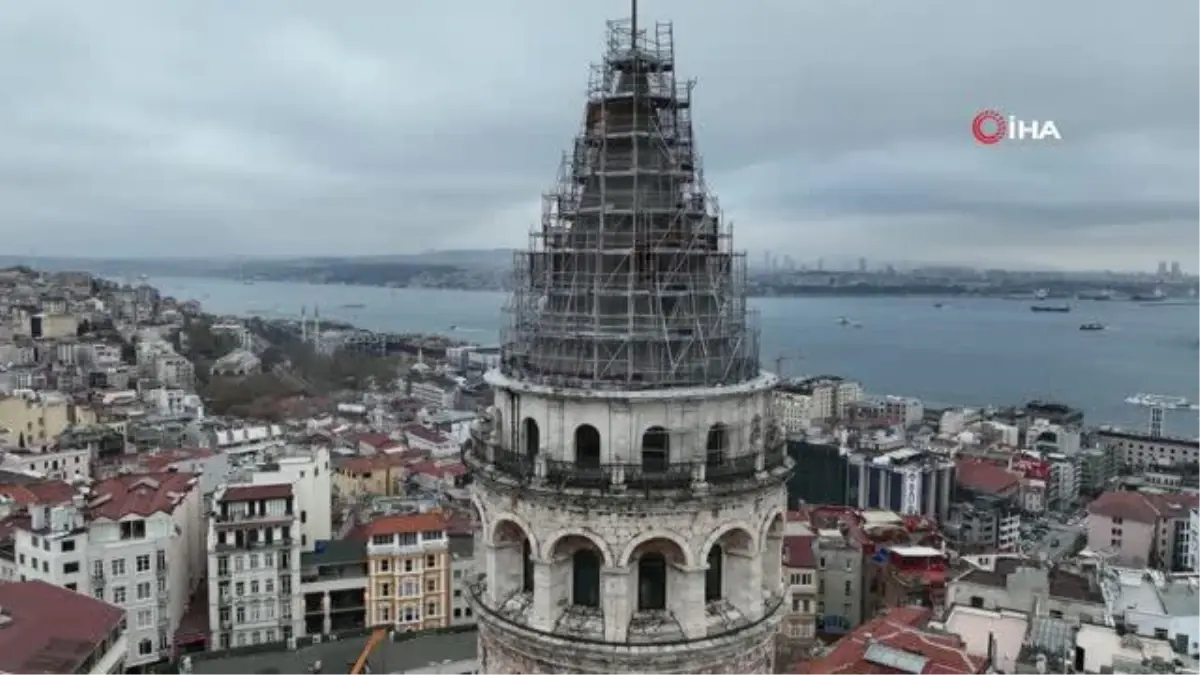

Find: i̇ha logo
972;109;1062;145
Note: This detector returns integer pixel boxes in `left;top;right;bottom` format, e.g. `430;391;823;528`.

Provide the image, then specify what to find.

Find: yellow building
364;512;452;631
332;454;410;498
0;394;96;447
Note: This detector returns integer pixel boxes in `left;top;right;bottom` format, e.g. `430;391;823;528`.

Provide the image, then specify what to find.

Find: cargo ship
1031;304;1071;313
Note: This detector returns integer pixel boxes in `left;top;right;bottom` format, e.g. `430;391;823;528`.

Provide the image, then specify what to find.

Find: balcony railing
467;444;788;491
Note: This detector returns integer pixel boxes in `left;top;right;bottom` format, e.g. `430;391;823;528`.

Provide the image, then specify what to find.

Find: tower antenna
630;0;637;49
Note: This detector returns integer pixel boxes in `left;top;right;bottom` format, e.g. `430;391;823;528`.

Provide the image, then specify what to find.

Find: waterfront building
461;7;792;673
845;447;955;521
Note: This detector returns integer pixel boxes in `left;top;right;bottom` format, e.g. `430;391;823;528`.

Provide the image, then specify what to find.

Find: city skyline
0;0;1196;270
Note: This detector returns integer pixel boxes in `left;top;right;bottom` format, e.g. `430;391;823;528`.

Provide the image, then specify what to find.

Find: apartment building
776;376;863;432
779;527;818;649
333;453;410;498
1086;490;1199;571
300;540;368;637
245;446;332;552
0;391;96;446
448;531;476;627
207;483;303;650
1097;427;1200;469
10;473;205;669
363;511;452;631
0;443;91;480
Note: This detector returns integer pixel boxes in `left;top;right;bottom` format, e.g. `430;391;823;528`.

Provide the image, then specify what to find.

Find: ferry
1079;322;1105;331
1125;393;1199;410
1030;304;1071;313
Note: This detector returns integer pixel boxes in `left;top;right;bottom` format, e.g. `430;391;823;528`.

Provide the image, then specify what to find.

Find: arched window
641;426;669;472
572;549;601;607
705;545;724;602
522;417;540;458
705;423;728;468
522;539;534;593
637;552;667;611
575;424;601;468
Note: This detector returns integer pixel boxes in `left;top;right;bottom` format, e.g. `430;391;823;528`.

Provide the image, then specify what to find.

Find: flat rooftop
190;630;477;675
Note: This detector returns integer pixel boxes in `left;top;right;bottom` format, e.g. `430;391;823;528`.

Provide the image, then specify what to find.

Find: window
404;559;414;573
236;633;246;647
818;557;826;570
119;521;147;540
236;582;245;597
402;580;419;597
113;586;127;604
217;556;228;576
637;553;667;611
138;638;154;656
1049;610;1064;619
792;594;803;612
263;552;273;567
66;582;77;592
572;549;601;608
250;581;259;594
426;578;437;593
575;424;602;468
789;573;801;585
136;555;150;573
1154;628;1169;640
379;559;390;573
249;554;258;569
236;605;246;623
63;562;80;574
138;609;153;628
522;539;534;593
61;539;76;552
235;556;244;572
641;427;670;472
844;580;852;594
801;572;813;585
970;596;984;608
380;582;392;597
265;578;274;593
427;601;439;616
705;546;724;602
137;582;151;599
705;423;728;468
426;555;437;568
454;608;463;618
523;417;540;457
111;559;126;576
301;510;307;524
403;605;419;622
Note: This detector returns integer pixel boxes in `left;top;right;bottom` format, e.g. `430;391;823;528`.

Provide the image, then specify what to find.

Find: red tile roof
1088;490;1200;524
354;432;397;450
408;459;467;479
955;459;1021;496
784;534;816;568
366;511;448;537
89;473;198;520
139;447;215;473
795;606;986;674
403;424;452;444
0;580;125;674
220;483;292;503
336;453;409;475
0;480;75;507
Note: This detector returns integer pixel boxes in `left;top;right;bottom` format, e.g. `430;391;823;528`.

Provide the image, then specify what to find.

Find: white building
1188;508;1198;572
207;483;303;650
1103;567;1198;658
143;387;205;418
246;446;332;552
10;473;205;668
0;445;91;481
775;377;863;431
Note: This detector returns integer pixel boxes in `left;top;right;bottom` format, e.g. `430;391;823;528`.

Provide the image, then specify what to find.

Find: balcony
467;444;789;493
213;537;294;553
212;510;295;526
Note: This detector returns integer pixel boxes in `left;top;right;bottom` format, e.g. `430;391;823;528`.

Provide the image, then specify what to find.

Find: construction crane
350;628;388;675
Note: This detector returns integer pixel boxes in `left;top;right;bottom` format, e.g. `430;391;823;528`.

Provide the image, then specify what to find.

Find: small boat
448;324;458;331
1031;305;1071;313
1079;322;1105;331
341;303;366;309
837;317;852;326
933;302;944;309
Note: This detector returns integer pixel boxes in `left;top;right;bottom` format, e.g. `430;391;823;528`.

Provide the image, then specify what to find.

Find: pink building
1087;491;1198;570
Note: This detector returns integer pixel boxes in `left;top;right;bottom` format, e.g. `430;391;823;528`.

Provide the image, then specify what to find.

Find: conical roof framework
500;13;759;391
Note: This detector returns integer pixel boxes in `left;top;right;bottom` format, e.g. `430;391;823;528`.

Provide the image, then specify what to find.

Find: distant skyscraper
1170;261;1182;280
1157;261;1169;277
858;257;868;273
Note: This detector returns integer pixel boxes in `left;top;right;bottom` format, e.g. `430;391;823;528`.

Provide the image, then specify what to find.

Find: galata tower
464;4;792;672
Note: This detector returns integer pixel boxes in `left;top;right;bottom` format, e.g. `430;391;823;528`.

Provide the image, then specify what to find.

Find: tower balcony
463;440;789;495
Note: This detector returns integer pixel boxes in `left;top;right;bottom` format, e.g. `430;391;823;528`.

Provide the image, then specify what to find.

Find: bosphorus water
148;276;1199;436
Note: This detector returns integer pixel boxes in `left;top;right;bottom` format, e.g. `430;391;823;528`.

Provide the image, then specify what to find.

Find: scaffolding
500;17;761;391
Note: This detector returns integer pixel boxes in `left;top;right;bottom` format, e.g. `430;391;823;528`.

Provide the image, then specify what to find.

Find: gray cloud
0;0;1195;271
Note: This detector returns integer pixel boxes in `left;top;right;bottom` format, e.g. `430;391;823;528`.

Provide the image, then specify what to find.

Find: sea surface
146;276;1199;436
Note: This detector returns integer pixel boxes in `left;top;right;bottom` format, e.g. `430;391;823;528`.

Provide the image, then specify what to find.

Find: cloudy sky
1;0;1195;271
